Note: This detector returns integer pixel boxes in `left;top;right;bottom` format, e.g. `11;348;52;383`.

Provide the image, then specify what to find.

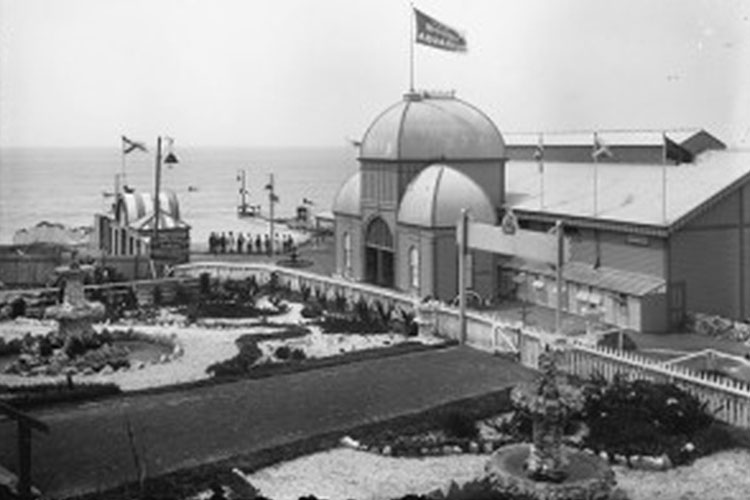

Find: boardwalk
0;346;535;498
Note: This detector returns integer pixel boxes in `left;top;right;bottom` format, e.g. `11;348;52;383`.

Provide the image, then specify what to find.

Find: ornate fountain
44;262;105;350
485;348;616;500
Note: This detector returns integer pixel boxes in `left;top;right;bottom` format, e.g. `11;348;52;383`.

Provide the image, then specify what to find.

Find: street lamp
153;136;179;243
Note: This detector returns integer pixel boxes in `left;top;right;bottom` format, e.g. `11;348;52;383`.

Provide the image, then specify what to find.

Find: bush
290;348;307;361
199;272;212;297
300;283;312;303
300;303;323;319
275;345;292;360
440;410;479;440
152;285;163;307
207;338;263;377
10;298;26;319
580;373;714;461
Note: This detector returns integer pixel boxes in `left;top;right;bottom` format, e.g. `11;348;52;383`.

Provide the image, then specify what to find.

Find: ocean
0;146;358;249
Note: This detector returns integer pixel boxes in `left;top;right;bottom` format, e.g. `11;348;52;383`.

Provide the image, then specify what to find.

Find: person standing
220;232;227;254
237;232;245;254
228;231;235;253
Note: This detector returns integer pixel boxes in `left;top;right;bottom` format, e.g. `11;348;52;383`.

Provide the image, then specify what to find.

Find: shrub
290;348;307;361
354;297;371;325
300;283;312;303
10;298;26;319
199;272;212;297
152;285;163;307
400;309;419;336
174;282;195;306
300;303;323;319
580;373;714;461
314;287;328;308
333;291;348;313
207;338;263;377
440;410;479;440
275;345;292;360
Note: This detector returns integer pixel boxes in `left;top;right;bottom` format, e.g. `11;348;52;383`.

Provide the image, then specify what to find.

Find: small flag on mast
122;136;148;155
414;8;467;52
664;134;693;164
592;133;613;160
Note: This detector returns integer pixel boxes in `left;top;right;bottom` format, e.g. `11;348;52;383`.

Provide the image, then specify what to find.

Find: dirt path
0;346;534;499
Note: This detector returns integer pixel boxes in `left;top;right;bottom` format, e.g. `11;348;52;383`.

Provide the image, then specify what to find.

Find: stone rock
614;454;628;465
599;451;609;462
381;445;392;456
469;441;480;454
483;442;494;454
420;447;429;456
339;436;360;449
442;445;454;455
99;365;114;375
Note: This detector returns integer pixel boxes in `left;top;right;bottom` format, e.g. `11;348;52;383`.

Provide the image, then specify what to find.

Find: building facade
333;90;750;332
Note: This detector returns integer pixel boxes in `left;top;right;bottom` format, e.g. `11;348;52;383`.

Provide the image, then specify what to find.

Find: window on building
343;232;352;276
409;246;420;290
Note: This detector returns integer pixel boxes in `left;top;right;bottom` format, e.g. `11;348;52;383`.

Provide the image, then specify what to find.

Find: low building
93;190;190;278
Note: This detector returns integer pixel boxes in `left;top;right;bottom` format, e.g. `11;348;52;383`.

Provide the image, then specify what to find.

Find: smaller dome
332;172;361;216
398;165;496;228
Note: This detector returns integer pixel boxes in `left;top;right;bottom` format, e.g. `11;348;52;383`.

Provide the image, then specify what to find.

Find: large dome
398;165;496;228
359;91;505;161
332;171;361;216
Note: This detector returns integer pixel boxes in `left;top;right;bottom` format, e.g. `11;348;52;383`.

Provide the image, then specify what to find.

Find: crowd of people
208;231;296;255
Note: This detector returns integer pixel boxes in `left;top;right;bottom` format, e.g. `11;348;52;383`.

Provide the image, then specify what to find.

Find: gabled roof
506;149;750;232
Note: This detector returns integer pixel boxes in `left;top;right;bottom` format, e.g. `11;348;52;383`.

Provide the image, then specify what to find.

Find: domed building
333;90;506;300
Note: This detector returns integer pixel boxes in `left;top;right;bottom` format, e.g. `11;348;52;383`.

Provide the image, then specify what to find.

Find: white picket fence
175;261;750;428
564;342;750;428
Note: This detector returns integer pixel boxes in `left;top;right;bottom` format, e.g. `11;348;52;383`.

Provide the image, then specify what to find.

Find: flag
664;134;693;164
122;136;147;154
533;134;545;173
414;8;467;52
592;133;613;160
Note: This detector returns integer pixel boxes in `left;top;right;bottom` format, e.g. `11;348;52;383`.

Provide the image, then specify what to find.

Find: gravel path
242;448;750;500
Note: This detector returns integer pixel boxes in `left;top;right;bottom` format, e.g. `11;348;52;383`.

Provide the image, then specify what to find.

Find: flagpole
539;133;545;210
409;3;415;92
662;132;667;224
268;173;275;257
593;132;599;216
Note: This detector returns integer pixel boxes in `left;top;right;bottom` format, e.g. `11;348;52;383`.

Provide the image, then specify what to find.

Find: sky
1;0;749;148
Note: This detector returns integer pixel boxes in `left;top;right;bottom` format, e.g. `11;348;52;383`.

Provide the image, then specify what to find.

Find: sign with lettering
461;221;569;265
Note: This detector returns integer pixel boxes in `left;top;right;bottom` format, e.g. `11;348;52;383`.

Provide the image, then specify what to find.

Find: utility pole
268;173;276;257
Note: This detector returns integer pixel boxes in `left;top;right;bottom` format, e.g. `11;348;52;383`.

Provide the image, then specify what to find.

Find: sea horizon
0;145;358;247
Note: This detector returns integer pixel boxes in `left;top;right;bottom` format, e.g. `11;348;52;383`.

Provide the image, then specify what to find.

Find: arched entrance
364;217;395;288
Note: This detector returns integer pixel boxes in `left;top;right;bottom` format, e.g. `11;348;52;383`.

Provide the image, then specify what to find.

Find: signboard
460;221;570;265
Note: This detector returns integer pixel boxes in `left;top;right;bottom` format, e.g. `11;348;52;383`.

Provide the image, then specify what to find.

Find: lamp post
152;136;179;263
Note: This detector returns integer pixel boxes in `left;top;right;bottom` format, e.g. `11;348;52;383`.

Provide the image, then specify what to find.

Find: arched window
409;246;420;290
343;232;352;276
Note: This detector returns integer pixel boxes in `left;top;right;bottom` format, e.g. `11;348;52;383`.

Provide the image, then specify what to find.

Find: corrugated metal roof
359;94;505;161
132;211;190;231
397;165;495;227
505;129;702;147
505;257;665;296
506;149;750;228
